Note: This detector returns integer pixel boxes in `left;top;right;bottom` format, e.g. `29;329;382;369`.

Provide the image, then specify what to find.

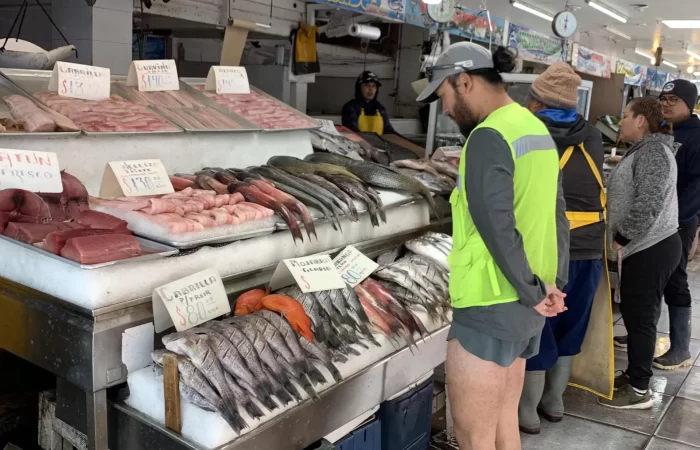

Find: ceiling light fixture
604;26;631;40
662;60;678;69
694;72;700;76
688;66;695;74
585;0;627;23
687;49;700;60
510;1;554;22
662;20;700;29
635;49;654;60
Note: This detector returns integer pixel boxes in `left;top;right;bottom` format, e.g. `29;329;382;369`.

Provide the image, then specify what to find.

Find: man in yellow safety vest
417;42;570;448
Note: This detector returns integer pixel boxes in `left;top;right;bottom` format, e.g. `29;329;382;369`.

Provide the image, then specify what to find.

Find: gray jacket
607;133;680;260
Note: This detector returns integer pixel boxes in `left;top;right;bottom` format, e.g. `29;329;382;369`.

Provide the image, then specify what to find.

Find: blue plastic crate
378;376;434;450
336;418;382;450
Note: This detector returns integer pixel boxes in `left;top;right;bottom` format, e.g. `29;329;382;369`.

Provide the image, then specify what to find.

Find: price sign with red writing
126;60;179;92
152;268;230;333
99;159;174;198
48;62;111;101
270;254;346;293
332;245;378;287
204;66;250;94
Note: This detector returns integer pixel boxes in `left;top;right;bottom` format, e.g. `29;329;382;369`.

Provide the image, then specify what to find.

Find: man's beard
450;93;479;137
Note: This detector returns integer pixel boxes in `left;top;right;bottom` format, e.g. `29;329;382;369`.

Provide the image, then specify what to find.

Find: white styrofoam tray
0;202;430;310
125;309;451;449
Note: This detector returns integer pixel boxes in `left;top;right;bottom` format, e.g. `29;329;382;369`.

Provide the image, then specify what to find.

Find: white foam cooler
0;202;429;310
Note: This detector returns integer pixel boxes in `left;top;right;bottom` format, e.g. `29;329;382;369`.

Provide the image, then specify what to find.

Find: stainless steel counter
110;323;449;450
0;219;451;450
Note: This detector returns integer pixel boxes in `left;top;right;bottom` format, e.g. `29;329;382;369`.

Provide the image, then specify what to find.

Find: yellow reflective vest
449;103;560;308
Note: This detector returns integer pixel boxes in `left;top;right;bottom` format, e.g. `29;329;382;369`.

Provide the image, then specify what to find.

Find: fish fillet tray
0;235;178;269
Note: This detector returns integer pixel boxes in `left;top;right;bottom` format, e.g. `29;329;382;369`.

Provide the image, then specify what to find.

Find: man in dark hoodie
518;63;606;434
653;80;699;369
342;71;396;135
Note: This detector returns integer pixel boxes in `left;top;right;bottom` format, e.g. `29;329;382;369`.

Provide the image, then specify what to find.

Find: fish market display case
425;73;594;156
0;68;452;450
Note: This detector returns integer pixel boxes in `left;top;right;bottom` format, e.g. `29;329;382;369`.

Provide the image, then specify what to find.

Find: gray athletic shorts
447;321;542;368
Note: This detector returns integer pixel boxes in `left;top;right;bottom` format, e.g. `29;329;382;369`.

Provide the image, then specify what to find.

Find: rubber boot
654;306;693;370
539;356;573;422
518;371;545;435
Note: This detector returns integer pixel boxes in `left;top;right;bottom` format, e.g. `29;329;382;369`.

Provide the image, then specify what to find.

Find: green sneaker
598;385;653;410
614;371;630;391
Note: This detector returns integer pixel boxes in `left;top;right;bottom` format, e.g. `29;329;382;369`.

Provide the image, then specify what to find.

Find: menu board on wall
571;44;612;78
616;59;647;86
404;4;506;45
507;24;565;65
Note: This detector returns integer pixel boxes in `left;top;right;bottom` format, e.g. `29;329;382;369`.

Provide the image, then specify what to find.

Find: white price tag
270;254;346;293
99;159;174;198
432;146;462;160
0;149;62;193
316;119;341;135
152;268;230;333
204;66;250;94
333;245;379;287
48;61;110;101
126;59;179;92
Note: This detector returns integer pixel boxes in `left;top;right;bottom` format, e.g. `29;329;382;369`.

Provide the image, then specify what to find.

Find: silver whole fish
205;321;279;410
387;260;442;302
225;317;303;402
223;372;265;419
151;351;218;413
161;337;247;432
403;253;449;296
297;335;343;382
406;238;450;270
374;265;434;304
392;159;441;177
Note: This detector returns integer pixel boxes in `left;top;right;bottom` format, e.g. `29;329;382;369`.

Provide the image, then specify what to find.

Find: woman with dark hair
599;97;682;410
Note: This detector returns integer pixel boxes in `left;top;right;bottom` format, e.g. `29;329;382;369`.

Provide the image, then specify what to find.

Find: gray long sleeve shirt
452;128;570;342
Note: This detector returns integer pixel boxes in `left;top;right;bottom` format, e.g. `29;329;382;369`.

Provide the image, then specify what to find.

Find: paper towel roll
348;24;381;40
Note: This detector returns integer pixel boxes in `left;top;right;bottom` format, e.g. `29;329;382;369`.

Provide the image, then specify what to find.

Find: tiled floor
431;258;700;449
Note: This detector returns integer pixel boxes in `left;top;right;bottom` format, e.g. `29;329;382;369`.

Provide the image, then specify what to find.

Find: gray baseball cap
416;42;494;103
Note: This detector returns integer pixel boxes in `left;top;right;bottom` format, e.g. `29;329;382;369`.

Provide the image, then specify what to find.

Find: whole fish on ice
0;40;76;70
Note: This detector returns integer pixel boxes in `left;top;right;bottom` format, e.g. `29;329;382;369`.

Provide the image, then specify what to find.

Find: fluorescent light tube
604;26;631;40
586;0;627;23
662;20;700;29
635;49;653;59
694;72;700;76
687;49;700;60
511;1;554;21
688;66;695;74
662;60;678;69
422;0;441;5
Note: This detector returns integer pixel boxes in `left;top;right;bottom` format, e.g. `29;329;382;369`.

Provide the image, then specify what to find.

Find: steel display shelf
110;323;449;450
0;219;450;450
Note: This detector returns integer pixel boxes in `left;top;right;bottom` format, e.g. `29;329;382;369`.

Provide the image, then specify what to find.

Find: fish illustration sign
616;59;647;86
508;23;565;65
313;0;406;21
404;2;506;45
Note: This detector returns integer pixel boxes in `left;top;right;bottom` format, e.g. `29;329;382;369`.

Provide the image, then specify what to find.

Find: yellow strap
567;211;603;230
561;143;607;224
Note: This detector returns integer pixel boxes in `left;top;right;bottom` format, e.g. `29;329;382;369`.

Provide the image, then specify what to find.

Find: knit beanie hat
660;80;698;113
529;62;581;109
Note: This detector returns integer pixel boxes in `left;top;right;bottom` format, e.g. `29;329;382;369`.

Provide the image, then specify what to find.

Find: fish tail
326;362;343;382
284;379;304;402
305;361;329;385
299;374;321;400
330;348;349;363
243;398;265;419
291;202;318;241
274;386;295;405
222;403;247;433
260;392;278;411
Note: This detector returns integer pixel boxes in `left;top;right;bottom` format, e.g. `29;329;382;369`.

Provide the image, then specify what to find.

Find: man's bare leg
446;340;508;450
496;357;526;450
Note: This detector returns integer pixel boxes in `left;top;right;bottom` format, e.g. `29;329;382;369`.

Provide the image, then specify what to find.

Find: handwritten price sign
127;60;179;92
99;159;174;198
0;148;62;193
48;62;110;101
333;245;378;287
152;268;230;333
204;66;250;94
270;254;346;293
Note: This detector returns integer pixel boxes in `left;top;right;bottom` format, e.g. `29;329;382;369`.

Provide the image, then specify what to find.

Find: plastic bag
292;23;320;75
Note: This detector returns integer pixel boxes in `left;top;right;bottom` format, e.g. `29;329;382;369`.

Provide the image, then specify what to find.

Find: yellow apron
357;108;384;135
560;143;614;400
